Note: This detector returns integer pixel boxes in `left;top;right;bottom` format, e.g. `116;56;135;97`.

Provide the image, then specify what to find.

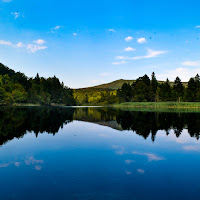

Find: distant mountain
75;79;188;91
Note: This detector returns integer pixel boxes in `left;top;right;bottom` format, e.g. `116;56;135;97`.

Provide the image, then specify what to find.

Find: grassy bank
112;102;200;109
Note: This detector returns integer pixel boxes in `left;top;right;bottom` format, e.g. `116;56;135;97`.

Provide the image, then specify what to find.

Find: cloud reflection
25;156;44;165
0;163;9;168
125;171;132;175
0;156;44;170
137;169;145;174
183;145;200;151
132;151;165;162
125;160;135;164
35;165;42;170
112;145;126;155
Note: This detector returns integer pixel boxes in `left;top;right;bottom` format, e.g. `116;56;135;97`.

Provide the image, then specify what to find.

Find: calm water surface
0;107;200;200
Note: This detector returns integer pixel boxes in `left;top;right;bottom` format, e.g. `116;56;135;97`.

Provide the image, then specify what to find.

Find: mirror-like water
0;107;200;200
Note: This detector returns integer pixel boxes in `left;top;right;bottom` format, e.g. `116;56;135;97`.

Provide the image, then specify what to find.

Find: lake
0;106;200;200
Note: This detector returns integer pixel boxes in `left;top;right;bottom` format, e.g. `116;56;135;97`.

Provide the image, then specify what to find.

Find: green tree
117;83;132;102
173;77;184;102
185;78;196;102
149;72;158;101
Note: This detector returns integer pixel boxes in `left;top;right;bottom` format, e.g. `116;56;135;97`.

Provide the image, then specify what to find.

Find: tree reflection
0;107;74;146
1;107;200;145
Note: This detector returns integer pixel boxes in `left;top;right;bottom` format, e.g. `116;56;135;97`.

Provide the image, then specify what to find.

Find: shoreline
111;102;200;109
2;102;200;110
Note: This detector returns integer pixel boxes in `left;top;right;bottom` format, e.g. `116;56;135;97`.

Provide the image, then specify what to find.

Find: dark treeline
0;107;74;146
1;107;200;145
74;107;200;141
0;63;76;105
117;72;200;102
116;110;200;141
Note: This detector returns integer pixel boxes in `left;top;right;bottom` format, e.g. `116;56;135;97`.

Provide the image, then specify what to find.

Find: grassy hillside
74;79;188;105
93;79;135;90
75;79;188;91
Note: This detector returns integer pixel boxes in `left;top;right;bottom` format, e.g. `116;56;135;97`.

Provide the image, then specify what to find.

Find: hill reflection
1;107;200;145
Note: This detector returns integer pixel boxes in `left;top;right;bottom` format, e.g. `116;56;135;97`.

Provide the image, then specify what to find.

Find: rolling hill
75;79;188;91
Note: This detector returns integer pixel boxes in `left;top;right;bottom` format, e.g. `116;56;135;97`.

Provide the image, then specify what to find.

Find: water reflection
1;106;200;146
0;107;200;200
0;107;74;146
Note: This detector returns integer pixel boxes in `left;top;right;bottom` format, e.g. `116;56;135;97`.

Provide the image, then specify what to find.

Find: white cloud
125;36;133;42
27;44;47;53
137;37;147;44
195;25;200;28
11;12;21;19
112;60;126;65
115;49;166;61
157;67;200;82
73;33;77;36
182;61;200;67
124;47;136;52
132;49;166;60
16;42;25;48
0;40;13;46
108;29;115;32
116;56;126;60
51;25;63;33
34;39;46;45
0;39;47;53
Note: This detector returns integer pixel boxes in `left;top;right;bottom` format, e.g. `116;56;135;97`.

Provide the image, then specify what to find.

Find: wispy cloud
11;12;21;19
123;47;136;52
108;29;115;32
195;25;200;28
112;60;126;65
137;37;147;44
0;40;14;47
27;44;47;53
132;49;166;60
0;39;47;53
116;56;126;60
116;49;166;61
16;42;25;48
182;61;200;67
125;36;133;42
73;33;77;36
51;25;63;33
34;39;46;45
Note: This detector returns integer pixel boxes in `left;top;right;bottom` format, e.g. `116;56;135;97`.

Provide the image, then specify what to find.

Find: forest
1;62;200;106
117;72;200;103
0;63;75;106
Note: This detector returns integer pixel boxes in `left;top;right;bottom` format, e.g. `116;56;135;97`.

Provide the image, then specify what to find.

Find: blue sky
1;0;200;88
